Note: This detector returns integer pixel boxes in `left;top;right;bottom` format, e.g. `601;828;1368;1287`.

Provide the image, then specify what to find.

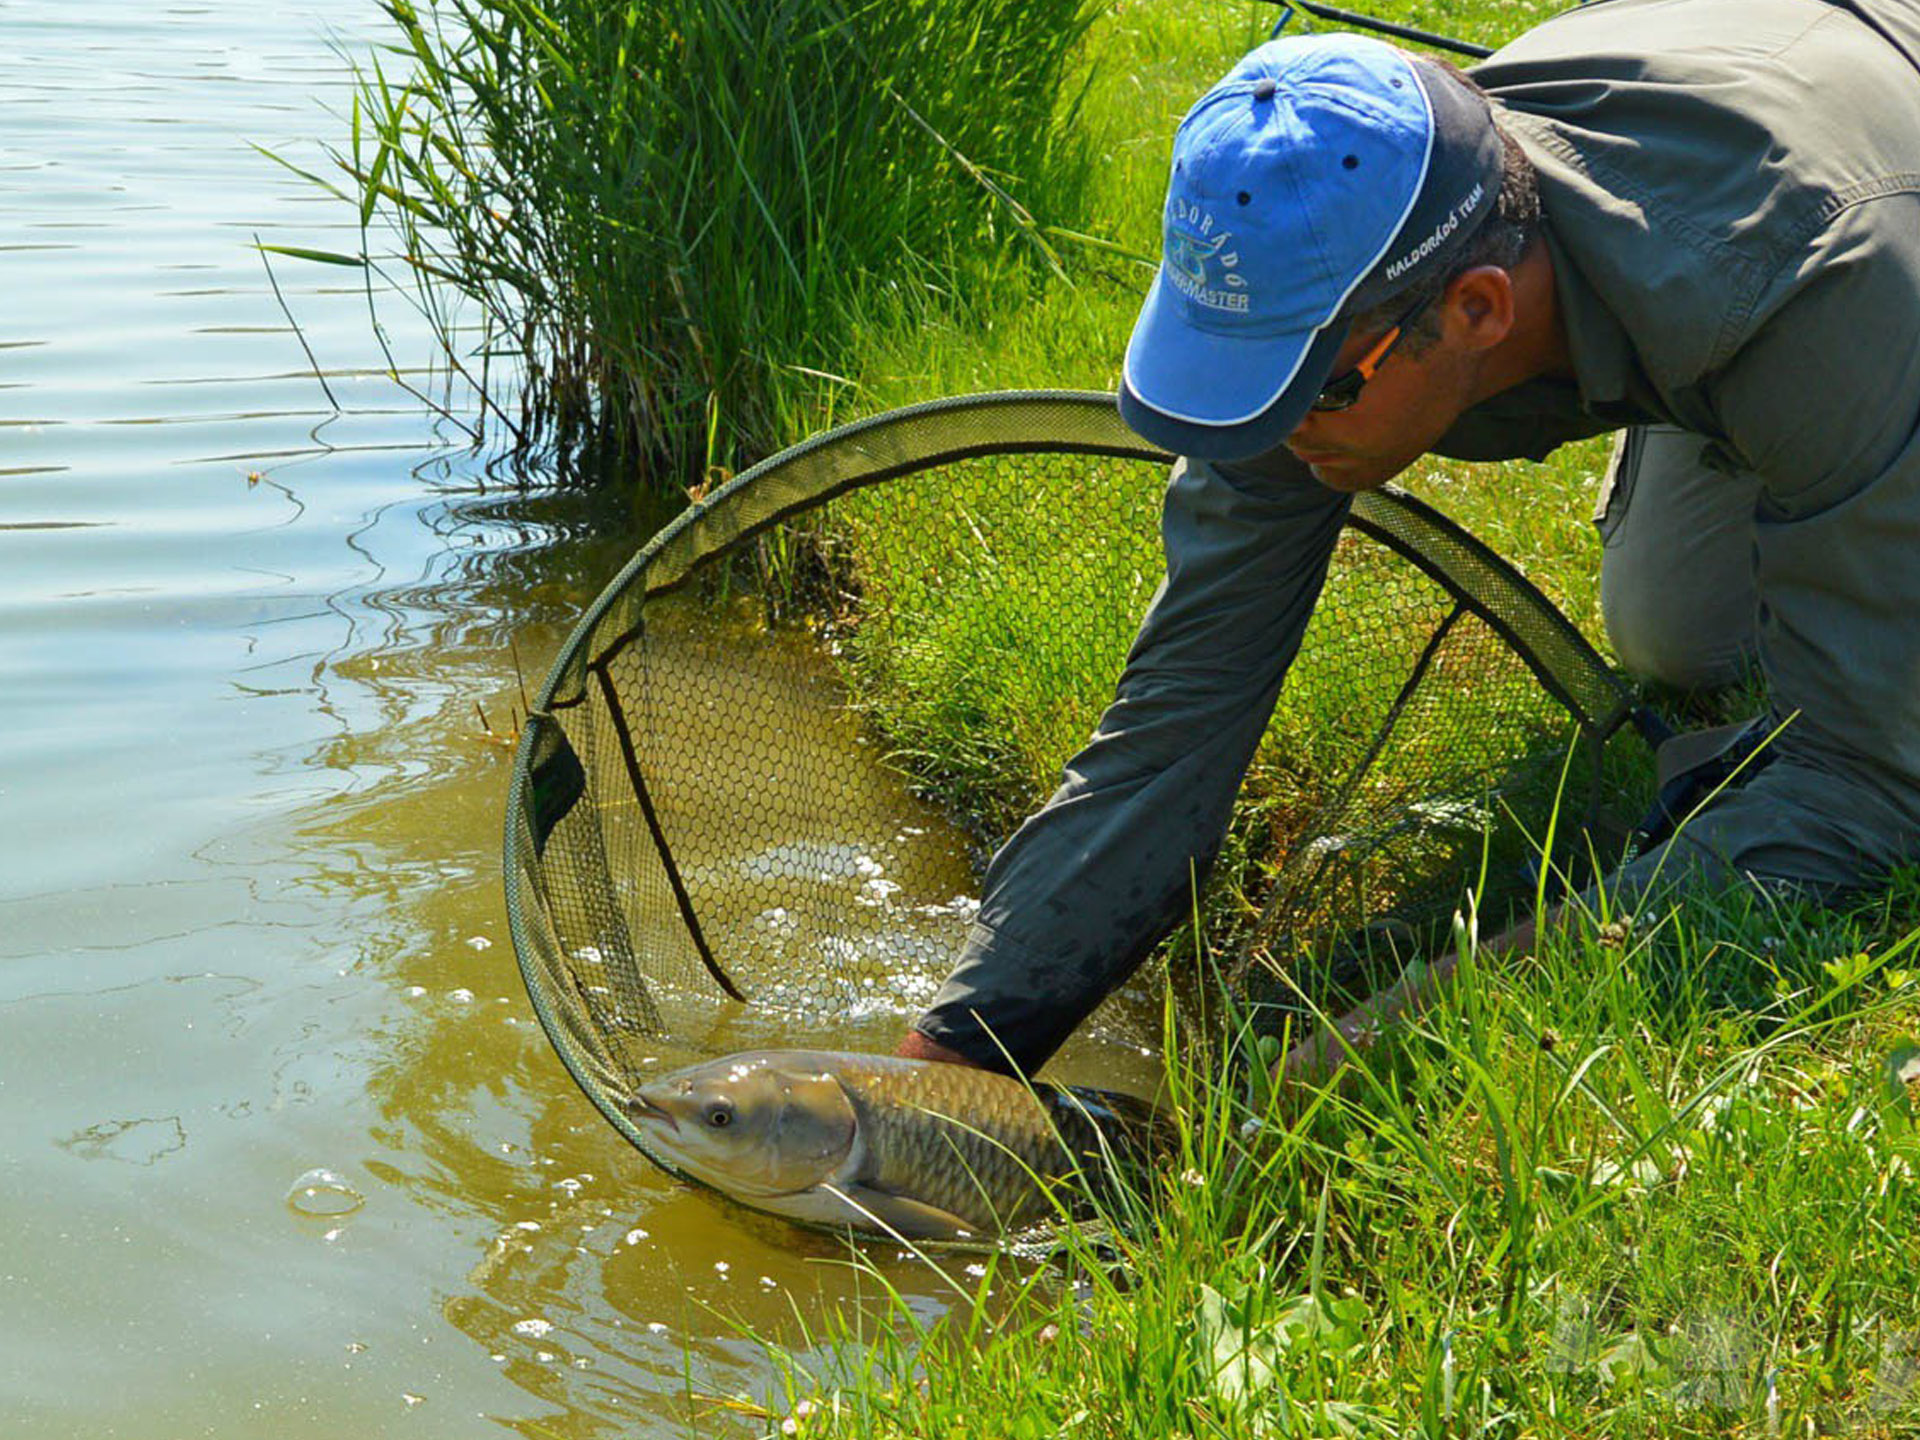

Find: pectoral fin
825;1182;978;1241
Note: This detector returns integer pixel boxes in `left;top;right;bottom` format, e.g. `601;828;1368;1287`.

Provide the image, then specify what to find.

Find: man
899;0;1920;1080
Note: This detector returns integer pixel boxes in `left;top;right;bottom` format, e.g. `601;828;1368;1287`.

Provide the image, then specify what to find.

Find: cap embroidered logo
1167;201;1248;313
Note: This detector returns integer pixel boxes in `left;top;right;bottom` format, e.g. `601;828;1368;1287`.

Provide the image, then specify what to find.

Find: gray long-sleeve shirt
917;0;1920;1072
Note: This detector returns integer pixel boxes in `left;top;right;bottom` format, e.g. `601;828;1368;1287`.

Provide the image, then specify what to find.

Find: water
0;5;1156;1436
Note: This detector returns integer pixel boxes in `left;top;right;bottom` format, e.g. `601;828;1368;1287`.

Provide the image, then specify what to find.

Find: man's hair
1343;59;1541;350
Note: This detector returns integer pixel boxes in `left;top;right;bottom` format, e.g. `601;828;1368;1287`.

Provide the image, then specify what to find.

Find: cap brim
1118;273;1351;461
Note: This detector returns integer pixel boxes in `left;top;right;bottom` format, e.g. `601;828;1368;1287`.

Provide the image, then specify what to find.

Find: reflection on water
336;601;1162;1436
540;595;984;1072
0;3;1160;1437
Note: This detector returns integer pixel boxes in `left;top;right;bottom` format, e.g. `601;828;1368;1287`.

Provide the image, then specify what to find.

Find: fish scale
627;1049;1166;1239
836;1058;1113;1233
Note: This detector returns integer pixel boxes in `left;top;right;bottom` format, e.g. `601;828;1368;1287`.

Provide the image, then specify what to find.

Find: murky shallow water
0;6;1157;1436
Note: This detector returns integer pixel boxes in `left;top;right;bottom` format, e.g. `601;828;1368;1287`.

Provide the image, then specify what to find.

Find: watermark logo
1547;1291;1920;1430
1871;1331;1920;1417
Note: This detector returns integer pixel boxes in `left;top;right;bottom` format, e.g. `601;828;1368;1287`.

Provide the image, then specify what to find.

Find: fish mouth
627;1092;679;1134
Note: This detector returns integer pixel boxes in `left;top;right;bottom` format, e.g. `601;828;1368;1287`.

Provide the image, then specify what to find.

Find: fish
623;1049;1166;1240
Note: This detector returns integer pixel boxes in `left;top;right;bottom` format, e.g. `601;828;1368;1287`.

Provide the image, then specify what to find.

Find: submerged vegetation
309;0;1098;481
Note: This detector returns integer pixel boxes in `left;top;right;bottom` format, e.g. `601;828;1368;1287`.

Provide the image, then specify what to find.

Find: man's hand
894;1028;987;1068
1277;912;1538;1087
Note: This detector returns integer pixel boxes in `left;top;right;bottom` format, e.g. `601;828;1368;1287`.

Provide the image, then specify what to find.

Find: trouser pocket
1596;425;1761;690
1591;426;1642;545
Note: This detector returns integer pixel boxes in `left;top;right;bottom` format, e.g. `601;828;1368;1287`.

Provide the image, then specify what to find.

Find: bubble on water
286;1168;365;1218
450;988;475;1003
466;935;492;951
512;1317;553;1339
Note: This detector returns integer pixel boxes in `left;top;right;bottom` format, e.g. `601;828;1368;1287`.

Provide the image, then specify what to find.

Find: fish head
626;1052;858;1200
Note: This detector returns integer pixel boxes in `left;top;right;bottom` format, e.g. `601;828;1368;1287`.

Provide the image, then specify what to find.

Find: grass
693;2;1920;1437
738;879;1920;1438
830;448;1167;835
289;0;1100;483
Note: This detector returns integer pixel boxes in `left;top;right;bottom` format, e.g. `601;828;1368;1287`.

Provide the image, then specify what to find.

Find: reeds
321;0;1099;482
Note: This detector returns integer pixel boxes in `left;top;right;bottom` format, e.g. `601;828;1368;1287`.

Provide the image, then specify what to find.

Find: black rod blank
1269;0;1496;59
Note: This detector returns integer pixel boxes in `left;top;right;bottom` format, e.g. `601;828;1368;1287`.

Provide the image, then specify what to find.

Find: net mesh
504;391;1648;1157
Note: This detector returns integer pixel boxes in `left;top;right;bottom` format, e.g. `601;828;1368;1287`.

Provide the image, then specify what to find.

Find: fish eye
706;1104;733;1128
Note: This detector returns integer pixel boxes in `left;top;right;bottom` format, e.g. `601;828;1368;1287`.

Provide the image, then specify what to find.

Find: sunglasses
1310;293;1434;412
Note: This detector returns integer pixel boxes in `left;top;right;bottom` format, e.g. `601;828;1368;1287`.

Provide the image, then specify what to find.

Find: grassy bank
728;1;1920;1437
747;883;1920;1438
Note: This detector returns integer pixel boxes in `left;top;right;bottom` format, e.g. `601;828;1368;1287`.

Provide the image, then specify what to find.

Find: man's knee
1600;570;1754;691
1595;425;1761;692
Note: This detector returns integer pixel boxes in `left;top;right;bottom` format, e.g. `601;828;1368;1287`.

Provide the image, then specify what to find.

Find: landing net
503;391;1649;1158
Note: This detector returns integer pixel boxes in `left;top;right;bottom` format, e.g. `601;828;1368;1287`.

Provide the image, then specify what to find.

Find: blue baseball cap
1119;34;1504;461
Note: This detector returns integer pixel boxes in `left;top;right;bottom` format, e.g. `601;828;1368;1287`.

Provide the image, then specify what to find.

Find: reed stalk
311;0;1100;484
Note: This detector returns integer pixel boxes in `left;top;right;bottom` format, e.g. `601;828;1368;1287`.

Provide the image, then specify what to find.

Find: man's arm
1280;912;1539;1083
902;451;1351;1074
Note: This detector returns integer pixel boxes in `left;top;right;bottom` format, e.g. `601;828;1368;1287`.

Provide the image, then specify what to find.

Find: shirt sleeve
912;450;1352;1073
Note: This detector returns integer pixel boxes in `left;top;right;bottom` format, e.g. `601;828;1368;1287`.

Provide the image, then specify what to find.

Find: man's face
1280;269;1518;492
1281;315;1478;492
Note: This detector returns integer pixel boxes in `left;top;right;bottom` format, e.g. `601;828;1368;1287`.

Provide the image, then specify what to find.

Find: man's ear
1445;265;1515;351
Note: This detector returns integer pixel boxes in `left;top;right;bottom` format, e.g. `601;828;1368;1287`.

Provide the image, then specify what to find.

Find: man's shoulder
1476;0;1920;392
1478;0;1920;223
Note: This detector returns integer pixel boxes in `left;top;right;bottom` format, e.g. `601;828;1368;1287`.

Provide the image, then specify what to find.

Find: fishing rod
1262;0;1497;58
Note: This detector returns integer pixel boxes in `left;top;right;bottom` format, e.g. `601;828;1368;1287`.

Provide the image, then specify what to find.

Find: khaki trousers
1591;426;1920;904
1596;425;1762;692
